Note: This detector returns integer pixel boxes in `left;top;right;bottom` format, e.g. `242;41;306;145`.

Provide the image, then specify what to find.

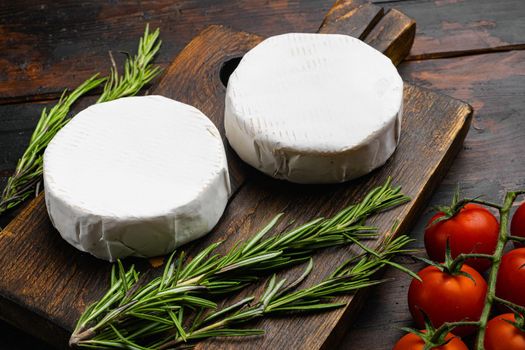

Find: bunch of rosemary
0;25;162;216
71;180;412;349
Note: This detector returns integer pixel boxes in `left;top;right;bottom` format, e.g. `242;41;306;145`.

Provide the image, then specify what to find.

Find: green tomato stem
493;295;525;315
429;321;480;344
461;198;503;210
508;235;525;243
515;312;525;331
475;191;517;349
448;253;494;273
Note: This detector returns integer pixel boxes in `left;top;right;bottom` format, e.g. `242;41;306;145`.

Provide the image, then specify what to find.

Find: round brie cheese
225;33;403;184
44;95;231;261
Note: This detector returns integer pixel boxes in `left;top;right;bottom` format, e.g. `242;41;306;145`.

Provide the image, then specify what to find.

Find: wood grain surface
0;2;474;349
389;0;525;60
1;0;523;103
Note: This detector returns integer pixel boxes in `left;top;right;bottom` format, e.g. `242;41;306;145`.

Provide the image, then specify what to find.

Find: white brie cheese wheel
225;33;403;184
43;95;231;261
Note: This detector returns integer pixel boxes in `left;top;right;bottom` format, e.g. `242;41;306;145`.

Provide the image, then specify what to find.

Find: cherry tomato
485;313;525;350
425;203;499;271
511;203;525;248
393;331;468;350
408;264;487;336
496;248;525;308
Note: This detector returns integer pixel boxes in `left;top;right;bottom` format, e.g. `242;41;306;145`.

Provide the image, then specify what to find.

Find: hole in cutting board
220;57;242;87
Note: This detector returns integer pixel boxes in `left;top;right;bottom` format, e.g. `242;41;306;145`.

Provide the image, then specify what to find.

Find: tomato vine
400;189;525;349
471;191;525;349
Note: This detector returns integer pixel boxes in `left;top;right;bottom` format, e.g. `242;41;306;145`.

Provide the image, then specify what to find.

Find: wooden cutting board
0;1;472;349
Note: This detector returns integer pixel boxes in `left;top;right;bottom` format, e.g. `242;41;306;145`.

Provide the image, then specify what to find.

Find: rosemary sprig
70;179;410;346
79;235;414;349
0;25;162;216
97;25;162;103
397;188;525;350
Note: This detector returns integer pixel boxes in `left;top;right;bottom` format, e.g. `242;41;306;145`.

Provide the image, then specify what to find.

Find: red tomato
408;264;487;336
425;203;499;271
511;203;525;248
393;331;468;350
485;313;525;350
496;248;525;308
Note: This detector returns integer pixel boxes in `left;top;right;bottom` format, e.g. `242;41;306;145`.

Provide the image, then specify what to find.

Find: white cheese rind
44;95;231;261
225;33;403;184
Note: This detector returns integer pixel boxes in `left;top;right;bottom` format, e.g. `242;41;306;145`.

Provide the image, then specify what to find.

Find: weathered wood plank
1;0;524;102
0;0;329;103
343;50;525;348
387;0;525;60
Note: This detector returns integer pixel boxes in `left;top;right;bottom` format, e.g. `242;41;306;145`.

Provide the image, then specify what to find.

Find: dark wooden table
1;0;523;349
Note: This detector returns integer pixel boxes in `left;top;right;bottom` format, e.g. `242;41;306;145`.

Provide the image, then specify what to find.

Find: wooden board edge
322;91;473;349
364;8;416;66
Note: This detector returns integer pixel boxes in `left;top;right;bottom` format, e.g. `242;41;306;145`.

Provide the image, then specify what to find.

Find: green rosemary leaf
128;312;174;326
160;252;177;290
217;251;284;273
201;297;255;326
382;260;421;281
180;242;221;280
156;286;208;298
127;322;172;340
259;275;277;305
176;295;217;309
117;260;129;294
187;328;265;340
168;309;187;341
108;324;150;350
276;258;314;297
262;278;287;308
173;252;185;287
267;303;346;312
110;265;117;288
242;213;284;254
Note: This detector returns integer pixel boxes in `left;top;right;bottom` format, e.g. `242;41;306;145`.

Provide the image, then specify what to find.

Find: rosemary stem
177;275;204;288
69;328;96;347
